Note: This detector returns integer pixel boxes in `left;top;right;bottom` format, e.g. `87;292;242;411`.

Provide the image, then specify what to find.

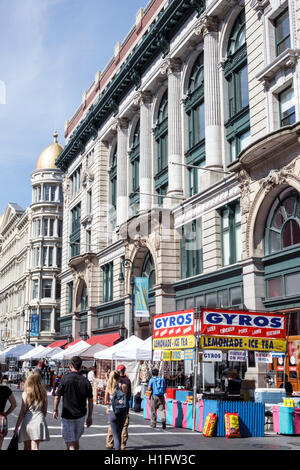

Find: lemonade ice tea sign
153;309;195;350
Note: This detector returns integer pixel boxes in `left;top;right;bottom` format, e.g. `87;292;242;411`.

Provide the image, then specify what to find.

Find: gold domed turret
35;131;63;170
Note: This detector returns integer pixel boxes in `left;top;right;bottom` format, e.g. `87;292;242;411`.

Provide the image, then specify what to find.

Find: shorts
0;415;8;437
61;416;85;443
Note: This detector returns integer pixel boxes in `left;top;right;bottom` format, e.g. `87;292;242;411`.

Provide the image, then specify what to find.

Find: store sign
30;314;39;337
201;335;286;353
202;350;223;362
255;352;273;363
171;350;182;361
201;308;286;339
162;350;171;361
153;350;162;361
228;350;247;362
153;310;194;339
153;335;195;350
135;277;149;318
184;349;195;361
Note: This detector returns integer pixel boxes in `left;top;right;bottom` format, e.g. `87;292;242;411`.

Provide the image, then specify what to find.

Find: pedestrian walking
105;370;127;451
14;371;50;450
0;371;17;450
106;364;131;450
53;356;93;451
148;368;166;429
88;366;97;384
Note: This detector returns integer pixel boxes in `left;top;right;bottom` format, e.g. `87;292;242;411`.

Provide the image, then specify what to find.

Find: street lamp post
118;258;135;336
22;304;30;344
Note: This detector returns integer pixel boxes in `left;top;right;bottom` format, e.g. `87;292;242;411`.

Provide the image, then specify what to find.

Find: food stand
144;307;289;437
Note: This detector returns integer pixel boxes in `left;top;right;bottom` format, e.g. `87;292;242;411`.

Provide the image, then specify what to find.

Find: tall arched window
224;10;250;163
185;53;205;196
80;284;88;312
265;188;300;255
154;91;168;206
141;252;155;290
129;120;140;215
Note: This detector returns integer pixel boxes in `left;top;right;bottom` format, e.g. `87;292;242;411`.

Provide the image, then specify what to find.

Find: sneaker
150;423;156;428
162;422;166;430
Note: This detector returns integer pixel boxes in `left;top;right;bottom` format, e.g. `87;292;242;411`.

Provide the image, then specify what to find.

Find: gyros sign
153;310;194;339
201;308;286;340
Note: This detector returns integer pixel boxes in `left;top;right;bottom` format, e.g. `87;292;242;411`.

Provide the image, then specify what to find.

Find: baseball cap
117;364;126;371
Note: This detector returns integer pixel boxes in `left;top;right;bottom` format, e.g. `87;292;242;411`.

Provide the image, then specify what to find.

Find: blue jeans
108;410;127;450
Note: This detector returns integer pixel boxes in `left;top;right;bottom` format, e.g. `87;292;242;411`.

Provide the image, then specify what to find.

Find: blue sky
0;0;147;215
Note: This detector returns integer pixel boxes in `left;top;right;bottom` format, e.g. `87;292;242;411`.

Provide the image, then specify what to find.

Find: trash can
280;406;294;435
272;405;280;434
294;408;300;435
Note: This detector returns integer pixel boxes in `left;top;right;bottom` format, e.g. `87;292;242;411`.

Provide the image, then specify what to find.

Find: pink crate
272;405;280;434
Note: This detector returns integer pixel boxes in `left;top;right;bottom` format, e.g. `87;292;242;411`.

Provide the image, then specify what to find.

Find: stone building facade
0;133;63;348
56;0;300;387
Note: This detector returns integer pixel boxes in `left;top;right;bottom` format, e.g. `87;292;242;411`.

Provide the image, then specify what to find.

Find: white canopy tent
94;335;142;361
20;345;46;360
43;347;63;359
135;336;152;361
0;344;34;360
112;336;145;361
51;340;90;360
78;343;107;360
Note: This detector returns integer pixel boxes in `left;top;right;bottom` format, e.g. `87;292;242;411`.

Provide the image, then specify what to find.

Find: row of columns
116;16;223;227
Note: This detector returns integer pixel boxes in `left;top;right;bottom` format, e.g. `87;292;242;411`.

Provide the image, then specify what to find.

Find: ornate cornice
55;0;206;172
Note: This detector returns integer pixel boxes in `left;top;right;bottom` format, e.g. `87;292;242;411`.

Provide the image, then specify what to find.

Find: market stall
143;307;289;437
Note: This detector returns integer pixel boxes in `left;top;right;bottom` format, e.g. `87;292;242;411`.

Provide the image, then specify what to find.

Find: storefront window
286;272;300;296
230;286;243;305
267;277;283;298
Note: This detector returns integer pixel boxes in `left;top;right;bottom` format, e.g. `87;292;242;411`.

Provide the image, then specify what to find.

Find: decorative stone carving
195;15;219;37
134;90;153;107
250;0;270;19
260;168;290;192
160;57;182;76
236;169;251;215
82;169;94;187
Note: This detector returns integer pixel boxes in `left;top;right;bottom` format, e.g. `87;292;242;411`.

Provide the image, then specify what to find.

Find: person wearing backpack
148;368;166;429
106;364;131;450
105;370;127;451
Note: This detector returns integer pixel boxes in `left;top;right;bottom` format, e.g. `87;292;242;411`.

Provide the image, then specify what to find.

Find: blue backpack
111;388;127;415
154;377;165;396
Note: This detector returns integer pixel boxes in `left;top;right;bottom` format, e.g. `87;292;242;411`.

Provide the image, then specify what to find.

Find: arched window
185;53;205;196
154;91;168;206
129;120;140;214
224;10;250;162
80;284;88;312
265;188;300;255
141;252;155;290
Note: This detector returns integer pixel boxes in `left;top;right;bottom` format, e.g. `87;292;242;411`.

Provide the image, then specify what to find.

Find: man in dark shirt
53;356;93;450
106;364;131;450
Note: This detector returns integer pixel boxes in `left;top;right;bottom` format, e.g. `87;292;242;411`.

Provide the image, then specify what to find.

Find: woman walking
105;371;127;451
14;371;50;450
0;372;17;450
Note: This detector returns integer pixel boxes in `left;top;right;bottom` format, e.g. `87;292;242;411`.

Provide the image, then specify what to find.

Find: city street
2;385;300;453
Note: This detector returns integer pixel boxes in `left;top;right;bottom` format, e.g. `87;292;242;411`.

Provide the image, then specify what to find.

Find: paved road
2;385;300;453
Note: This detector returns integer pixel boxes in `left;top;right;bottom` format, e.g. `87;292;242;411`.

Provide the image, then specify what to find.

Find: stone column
137;91;153;212
161;58;184;208
196;16;222;184
116;118;129;227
